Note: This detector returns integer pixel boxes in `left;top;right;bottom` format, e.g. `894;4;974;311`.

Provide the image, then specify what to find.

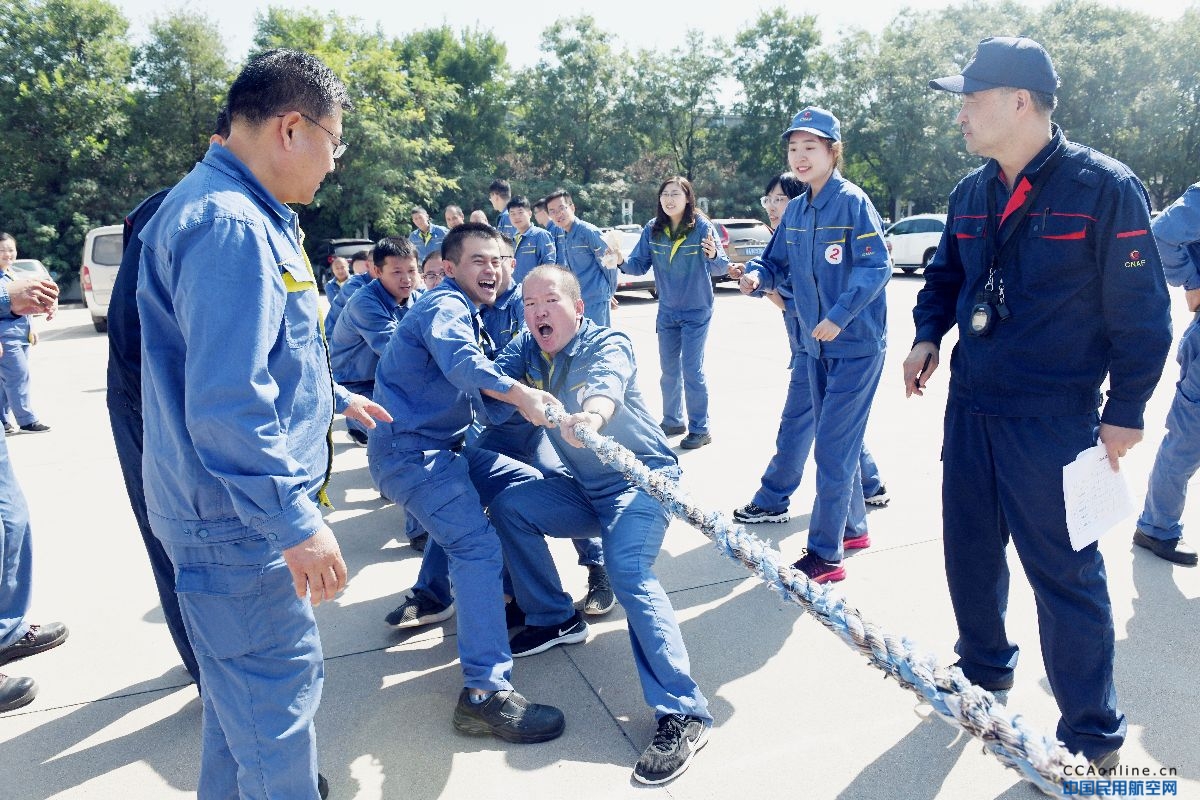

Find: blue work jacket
1151;182;1200;289
623;216;730;313
554;219;616;306
494;319;677;496
914;126;1172;427
749;170;889;359
324;272;371;339
409;224;449;263
330;279;420;385
137;143;350;550
512;225;556;285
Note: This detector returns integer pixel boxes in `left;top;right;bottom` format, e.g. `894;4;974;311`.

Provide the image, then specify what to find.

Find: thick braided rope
549;407;1083;796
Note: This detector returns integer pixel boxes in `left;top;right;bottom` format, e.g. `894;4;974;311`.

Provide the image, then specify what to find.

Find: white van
81;224;123;332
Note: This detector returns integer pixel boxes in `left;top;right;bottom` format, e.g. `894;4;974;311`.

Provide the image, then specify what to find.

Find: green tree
1134;8;1200;207
0;0;132;279
127;10;233;194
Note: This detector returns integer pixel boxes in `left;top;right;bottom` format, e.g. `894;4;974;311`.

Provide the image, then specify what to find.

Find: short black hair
214;106;231;138
544;189;572;206
227;48;351;125
350;249;371;264
442;222;499;265
421;249;442;270
1030;89;1057;114
373;237;415;266
766;172;805;200
499;232;516;253
532;198;548;212
488;179;511;197
410;205;428;216
507;196;530;211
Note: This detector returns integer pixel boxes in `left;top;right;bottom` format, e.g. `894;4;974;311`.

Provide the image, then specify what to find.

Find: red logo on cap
1130;250;1139;260
801;111;812;120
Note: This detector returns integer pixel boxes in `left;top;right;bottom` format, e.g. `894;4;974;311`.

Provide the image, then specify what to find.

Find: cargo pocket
175;563;264;659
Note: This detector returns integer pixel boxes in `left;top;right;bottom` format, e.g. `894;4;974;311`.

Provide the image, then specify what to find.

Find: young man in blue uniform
323;263;372;340
546;189;618;327
367;222;566;742
137;49;390;798
507;196;557;285
0;234;50;433
331;238;421;447
1133;185;1200;566
490;265;711;785
488;179;517;237
408;205;449;263
0;271;65;714
907;37;1172;768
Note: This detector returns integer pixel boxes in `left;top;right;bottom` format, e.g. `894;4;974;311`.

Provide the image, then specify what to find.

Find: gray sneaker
582;565;616;615
384;590;454;628
633;714;710;784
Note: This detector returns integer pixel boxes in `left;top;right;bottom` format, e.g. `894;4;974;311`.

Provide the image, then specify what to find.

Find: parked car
711;218;772;284
884;213;946;274
607;224;657;298
10;258;52;281
81;224;124;332
310;237;373;291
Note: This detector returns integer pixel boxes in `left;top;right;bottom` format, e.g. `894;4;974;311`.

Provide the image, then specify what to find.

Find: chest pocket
1022;212;1094;292
279;257;319;349
949;217;988;279
1029;212;1090;242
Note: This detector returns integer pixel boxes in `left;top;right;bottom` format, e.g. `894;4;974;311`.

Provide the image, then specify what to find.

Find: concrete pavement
1;274;1196;799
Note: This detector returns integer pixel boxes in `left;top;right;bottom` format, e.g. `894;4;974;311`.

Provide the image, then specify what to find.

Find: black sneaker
384;591;454;628
505;599;526;630
2;424;14;436
632;714;710;784
679;432;712;449
19;422;50;433
0;622;68;667
790;550;846;584
732;502;788;524
409;532;428;553
951;660;1014;692
582;565;616;615
864;485;890;507
452;688;565;743
347;428;368;447
659;423;686;436
318;772;329;799
510;611;588;657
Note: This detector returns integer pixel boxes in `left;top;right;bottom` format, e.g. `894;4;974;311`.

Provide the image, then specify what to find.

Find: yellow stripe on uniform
287;251;335;508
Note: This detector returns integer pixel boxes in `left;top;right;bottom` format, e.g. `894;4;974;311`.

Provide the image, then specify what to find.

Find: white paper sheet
1062;444;1136;551
601;230;623;268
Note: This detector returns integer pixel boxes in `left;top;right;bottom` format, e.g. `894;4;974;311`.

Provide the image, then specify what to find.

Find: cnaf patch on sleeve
1116;228;1151;268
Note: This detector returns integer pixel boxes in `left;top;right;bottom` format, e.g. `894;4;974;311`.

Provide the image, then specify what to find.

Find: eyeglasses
421;271;445;281
660;191;686;200
760;195;791;208
278;113;349;159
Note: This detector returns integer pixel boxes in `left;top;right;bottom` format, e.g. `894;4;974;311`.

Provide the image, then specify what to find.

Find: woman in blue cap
622;176;731;449
739;108;890;582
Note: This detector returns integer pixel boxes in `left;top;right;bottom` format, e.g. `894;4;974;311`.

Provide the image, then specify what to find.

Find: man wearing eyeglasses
546;189;620;327
137;49;389;799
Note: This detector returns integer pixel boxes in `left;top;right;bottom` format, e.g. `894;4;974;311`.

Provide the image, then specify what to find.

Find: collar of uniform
200;142;297;229
805;169;847;211
559;317;595;359
991;123;1065;186
491;283;521;312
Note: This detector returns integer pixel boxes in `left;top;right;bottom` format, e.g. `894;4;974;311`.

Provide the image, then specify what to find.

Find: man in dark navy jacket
904;37;1171;768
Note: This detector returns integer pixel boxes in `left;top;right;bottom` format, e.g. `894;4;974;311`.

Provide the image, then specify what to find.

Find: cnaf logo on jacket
1125;249;1147;269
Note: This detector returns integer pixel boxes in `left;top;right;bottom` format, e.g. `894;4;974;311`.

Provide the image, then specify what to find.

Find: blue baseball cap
781;106;841;143
929;36;1059;95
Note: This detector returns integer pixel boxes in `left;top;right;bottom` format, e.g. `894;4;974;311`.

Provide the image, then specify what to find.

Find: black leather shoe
452;688;565;743
0;673;37;713
951;659;1014;692
659;423;686;436
19;422;50;433
0;622;69;667
1133;530;1198;566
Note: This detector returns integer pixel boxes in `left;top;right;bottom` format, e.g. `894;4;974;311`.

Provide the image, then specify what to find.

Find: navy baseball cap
781;106;841;143
929;36;1059;95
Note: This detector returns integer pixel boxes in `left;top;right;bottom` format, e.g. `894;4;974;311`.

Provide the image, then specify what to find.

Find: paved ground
1;274;1196;799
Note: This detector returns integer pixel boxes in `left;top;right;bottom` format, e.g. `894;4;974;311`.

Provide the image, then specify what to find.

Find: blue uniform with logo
554;219;616;327
490;320;711;723
913;126;1171;760
137;143;352;799
495;209;517;238
1139;183;1200;545
409;223;449;263
623;215;729;436
748;170;889;559
366;278;540;691
511;225;556;285
323;271;370;340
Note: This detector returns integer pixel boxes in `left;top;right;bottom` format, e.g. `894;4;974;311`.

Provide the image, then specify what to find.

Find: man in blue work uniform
906;37;1172;768
368;222;567;742
507;196;556;285
0;272;66;714
138;49;390;798
489;179;517;237
546;189;618;327
490;265;711;785
323;262;372;341
1133;185;1200;566
408;206;449;263
331;237;421;447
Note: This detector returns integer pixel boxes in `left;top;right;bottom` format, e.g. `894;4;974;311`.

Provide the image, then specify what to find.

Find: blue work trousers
942;403;1125;759
0;342;37;427
492;472;711;722
370;444;539;690
0;436;32;647
657;308;712;435
162;533;323;799
1138;317;1200;542
805;351;883;560
582;293;611;328
107;398;200;684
